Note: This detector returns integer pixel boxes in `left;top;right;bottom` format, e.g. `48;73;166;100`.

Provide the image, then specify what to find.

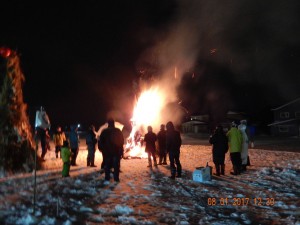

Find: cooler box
193;166;212;182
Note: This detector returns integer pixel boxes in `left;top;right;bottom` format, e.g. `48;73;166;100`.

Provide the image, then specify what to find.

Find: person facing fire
98;119;124;183
53;126;66;158
35;127;47;161
45;128;51;153
61;140;71;177
86;125;97;167
227;121;243;175
157;124;167;165
166;121;182;179
238;120;249;172
209;125;228;176
69;125;80;166
144;126;158;167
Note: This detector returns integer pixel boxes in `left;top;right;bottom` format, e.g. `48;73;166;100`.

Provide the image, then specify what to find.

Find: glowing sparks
210;48;217;54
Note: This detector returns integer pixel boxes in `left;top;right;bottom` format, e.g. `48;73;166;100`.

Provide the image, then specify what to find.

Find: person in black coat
86;125;97;167
209;125;228;176
144;126;157;167
98;119;124;183
166;121;182;179
157;124;167;165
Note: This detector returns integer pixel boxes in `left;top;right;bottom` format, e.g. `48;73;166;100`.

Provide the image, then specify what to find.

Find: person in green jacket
227;121;243;175
61;140;71;177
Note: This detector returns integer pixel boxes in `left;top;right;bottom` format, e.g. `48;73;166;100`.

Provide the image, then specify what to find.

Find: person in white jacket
238;120;249;172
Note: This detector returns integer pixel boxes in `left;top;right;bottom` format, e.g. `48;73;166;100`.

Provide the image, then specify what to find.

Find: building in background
268;98;300;137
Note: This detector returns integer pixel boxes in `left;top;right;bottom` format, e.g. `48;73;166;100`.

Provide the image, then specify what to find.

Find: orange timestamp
207;197;275;206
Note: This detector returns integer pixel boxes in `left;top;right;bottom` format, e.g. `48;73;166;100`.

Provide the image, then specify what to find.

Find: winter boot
241;164;247;172
169;174;175;179
158;158;162;165
214;165;220;176
230;166;238;175
147;157;152;167
247;156;251;166
221;165;225;175
176;166;182;177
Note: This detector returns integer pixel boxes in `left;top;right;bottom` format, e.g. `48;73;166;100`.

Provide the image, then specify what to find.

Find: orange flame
125;87;166;158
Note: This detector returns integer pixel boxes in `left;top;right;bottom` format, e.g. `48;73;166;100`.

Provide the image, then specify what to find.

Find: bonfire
124;87;166;158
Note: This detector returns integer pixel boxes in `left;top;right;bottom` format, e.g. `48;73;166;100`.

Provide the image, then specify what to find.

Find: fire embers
0;47;12;58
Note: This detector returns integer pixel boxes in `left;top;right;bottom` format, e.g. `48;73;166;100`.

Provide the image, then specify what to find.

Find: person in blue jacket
69;125;80;166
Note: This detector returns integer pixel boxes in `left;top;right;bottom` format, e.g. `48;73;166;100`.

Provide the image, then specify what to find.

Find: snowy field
0;138;299;225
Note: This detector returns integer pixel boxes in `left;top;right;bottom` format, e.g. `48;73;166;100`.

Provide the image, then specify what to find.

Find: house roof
271;98;300;111
268;118;300;126
226;111;248;120
182;120;207;125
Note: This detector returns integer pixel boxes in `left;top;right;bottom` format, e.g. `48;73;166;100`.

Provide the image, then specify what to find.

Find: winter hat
63;140;69;147
231;121;237;127
240;120;247;125
107;118;115;128
166;121;174;130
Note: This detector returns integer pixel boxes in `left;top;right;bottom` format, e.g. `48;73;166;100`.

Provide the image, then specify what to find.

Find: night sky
1;0;299;130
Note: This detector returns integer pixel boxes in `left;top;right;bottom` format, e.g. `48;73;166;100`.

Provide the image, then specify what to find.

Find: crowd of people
143;121;182;179
35;118;252;182
209;120;252;176
34;119;182;182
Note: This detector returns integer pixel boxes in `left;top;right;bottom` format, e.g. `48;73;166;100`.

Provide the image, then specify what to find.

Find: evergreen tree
0;47;40;174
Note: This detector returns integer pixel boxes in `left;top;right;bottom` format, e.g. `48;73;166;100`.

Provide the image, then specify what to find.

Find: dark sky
1;0;300;129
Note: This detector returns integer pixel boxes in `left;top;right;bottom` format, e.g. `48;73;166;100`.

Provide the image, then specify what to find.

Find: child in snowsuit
53;126;66;158
61;140;71;177
69;125;80;166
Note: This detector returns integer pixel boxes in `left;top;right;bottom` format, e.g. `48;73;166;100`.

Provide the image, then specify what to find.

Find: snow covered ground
0;138;299;225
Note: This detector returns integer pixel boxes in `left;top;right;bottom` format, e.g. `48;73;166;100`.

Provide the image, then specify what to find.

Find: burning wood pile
0;47;39;174
123;87;165;159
